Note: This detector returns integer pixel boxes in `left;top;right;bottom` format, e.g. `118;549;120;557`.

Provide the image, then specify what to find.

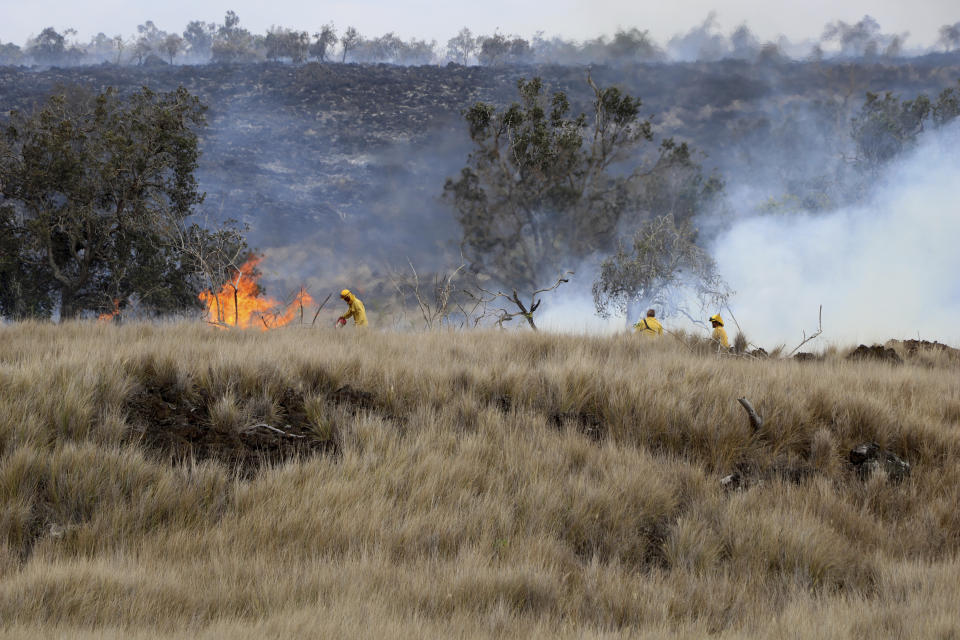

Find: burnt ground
124;382;386;477
126;385;326;475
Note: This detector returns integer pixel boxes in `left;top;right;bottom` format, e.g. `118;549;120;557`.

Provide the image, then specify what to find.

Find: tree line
2;13;959;68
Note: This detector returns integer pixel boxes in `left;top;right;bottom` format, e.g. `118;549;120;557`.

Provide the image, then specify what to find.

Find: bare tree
787;305;824;356
466;272;572;331
388;260;465;329
151;197;249;325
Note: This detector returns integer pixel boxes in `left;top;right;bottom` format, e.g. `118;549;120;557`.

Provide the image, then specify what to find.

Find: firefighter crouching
336;289;368;327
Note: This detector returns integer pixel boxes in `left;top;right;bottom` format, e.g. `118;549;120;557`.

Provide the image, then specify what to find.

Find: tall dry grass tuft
0;321;958;637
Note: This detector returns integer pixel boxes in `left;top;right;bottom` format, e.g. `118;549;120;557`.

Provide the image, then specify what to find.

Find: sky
0;0;957;48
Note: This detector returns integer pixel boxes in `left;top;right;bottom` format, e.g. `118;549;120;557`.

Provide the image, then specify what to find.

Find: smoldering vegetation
712;118;960;347
0;323;959;636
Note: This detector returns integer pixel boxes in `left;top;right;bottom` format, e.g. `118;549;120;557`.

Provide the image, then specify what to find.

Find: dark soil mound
888;339;960;359
902;339;956;354
846;344;902;364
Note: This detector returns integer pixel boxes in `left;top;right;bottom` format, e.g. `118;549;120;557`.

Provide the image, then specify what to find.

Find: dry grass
0;321;959;638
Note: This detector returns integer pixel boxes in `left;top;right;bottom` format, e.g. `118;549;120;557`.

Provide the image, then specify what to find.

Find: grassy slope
1;323;959;638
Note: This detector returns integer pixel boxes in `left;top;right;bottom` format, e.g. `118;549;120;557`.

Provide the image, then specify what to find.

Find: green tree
932;80;960;128
0;86;243;319
0;205;54;318
632;139;724;223
592;215;731;323
444;76;651;293
851;91;931;169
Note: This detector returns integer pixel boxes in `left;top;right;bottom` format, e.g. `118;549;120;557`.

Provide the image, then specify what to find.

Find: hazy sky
1;0;957;48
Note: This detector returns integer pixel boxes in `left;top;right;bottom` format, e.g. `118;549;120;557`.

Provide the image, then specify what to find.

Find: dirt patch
330;385;377;413
846;344;902;364
126;384;337;476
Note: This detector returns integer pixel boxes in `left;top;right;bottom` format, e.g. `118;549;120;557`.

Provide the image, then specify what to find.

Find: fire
199;256;314;330
98;299;120;323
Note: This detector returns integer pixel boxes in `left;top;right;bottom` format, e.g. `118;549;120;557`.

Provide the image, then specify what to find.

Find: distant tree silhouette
310;24;337;62
340;27;361;62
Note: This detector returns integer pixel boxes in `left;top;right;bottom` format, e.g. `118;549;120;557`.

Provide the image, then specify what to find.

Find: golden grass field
1;322;959;638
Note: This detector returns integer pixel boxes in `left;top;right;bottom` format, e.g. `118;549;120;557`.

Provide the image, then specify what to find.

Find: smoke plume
711;121;960;348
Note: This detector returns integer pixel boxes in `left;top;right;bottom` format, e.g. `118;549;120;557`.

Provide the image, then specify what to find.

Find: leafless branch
311;293;333;326
389;259;466;329
467;271;573;331
787;305;824;357
242;423;306;439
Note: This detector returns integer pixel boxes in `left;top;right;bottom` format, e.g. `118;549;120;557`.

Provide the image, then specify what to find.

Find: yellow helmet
709;314;724;326
340;289;351;298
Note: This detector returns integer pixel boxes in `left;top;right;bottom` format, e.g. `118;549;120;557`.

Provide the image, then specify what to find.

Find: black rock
847;345;902;364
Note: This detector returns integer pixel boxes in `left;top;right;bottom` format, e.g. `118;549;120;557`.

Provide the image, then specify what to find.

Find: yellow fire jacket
712;326;729;348
340;294;368;326
633;317;663;337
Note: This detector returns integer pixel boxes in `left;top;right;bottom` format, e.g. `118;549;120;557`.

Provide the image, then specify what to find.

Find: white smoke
712;121;960;348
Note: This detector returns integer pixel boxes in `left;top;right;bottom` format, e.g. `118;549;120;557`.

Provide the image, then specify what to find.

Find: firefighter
336;289;368;327
633;308;663;337
709;314;729;349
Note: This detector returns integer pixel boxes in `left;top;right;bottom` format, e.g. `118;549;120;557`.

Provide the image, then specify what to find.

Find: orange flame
199;256;314;330
98;299;120;323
